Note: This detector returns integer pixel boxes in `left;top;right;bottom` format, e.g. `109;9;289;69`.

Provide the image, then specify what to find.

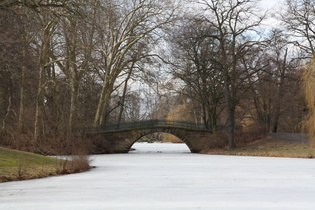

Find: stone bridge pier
89;127;214;153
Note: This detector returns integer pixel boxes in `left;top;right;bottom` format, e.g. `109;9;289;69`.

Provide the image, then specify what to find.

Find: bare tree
93;0;176;126
268;30;289;132
47;0;99;136
170;17;224;131
0;0;79;12
199;0;265;148
29;1;80;141
33;13;59;142
248;29;303;133
281;0;315;55
0;9;23;132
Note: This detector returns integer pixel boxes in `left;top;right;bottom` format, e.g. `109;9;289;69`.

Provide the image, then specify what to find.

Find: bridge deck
81;119;219;133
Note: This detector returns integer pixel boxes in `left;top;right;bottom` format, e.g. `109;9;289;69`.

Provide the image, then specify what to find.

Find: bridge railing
80;119;219;133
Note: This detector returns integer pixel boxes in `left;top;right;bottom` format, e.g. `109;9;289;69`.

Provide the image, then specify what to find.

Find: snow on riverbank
1;143;315;210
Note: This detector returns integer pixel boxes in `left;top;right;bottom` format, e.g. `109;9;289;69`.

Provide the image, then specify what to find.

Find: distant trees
168;0;306;147
92;0;176;126
0;0;311;152
251;29;302;133
170;18;224;131
194;0;265;148
0;0;179;151
0;7;39;138
0;9;24;131
284;0;315;145
281;0;315;56
0;0;76;11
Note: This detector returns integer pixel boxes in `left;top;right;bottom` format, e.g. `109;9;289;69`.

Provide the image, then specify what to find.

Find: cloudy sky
259;0;283;10
258;0;284;28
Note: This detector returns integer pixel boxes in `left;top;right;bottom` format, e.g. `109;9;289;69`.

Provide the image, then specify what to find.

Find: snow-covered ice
1;142;315;210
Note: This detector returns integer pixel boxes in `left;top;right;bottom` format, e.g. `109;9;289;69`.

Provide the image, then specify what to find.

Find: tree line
0;0;314;152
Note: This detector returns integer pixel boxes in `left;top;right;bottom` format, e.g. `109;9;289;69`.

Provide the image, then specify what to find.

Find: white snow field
1;142;315;210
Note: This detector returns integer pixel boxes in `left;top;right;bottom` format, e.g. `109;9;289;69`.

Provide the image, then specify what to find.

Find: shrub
202;131;228;152
234;124;266;146
56;142;93;174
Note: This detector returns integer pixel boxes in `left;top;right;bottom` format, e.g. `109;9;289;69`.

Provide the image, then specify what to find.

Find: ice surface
1;143;315;210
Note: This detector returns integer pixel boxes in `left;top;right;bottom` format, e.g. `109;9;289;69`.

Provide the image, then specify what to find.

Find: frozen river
1;143;315;210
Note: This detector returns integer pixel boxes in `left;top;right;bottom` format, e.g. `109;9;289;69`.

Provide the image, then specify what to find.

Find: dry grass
0;147;61;182
205;136;315;158
0;146;93;183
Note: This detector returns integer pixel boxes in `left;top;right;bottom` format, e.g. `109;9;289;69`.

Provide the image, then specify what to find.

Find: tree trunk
272;48;288;133
118;67;133;124
93;77;113;126
34;62;46;142
68;19;78;135
227;105;235;149
68;78;79;142
208;106;217;133
93;87;105;127
99;89;113;125
18;49;26;133
34;20;54;142
224;74;235;149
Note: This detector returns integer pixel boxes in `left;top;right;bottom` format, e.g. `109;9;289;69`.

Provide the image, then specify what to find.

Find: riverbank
2;133;313;182
0;147;92;182
205;134;315;158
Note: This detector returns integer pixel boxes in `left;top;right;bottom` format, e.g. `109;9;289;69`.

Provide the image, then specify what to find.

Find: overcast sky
259;0;283;11
258;0;284;29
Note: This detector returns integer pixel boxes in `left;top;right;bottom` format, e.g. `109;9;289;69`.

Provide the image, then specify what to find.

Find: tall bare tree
93;0;176;126
170;18;224;131
281;0;315;55
33;13;59;142
199;0;265;148
30;1;80;141
47;0;99;136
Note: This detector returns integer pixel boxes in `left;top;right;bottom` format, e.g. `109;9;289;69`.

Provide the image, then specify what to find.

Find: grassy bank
0;147;92;182
205;136;315;158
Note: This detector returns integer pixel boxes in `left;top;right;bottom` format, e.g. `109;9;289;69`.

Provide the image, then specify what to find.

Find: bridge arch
127;128;194;152
82;119;219;153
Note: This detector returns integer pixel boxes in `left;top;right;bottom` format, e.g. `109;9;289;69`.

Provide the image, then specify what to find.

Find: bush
56;144;93;174
202;131;228;152
201;124;266;153
83;134;113;154
235;124;266;146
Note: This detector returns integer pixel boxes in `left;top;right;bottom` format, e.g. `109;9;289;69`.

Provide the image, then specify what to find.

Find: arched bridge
81;119;223;153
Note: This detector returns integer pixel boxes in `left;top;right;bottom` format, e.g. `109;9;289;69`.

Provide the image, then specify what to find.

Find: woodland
0;0;314;154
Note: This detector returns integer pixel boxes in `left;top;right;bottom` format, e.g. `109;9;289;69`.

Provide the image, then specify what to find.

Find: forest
0;0;314;154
